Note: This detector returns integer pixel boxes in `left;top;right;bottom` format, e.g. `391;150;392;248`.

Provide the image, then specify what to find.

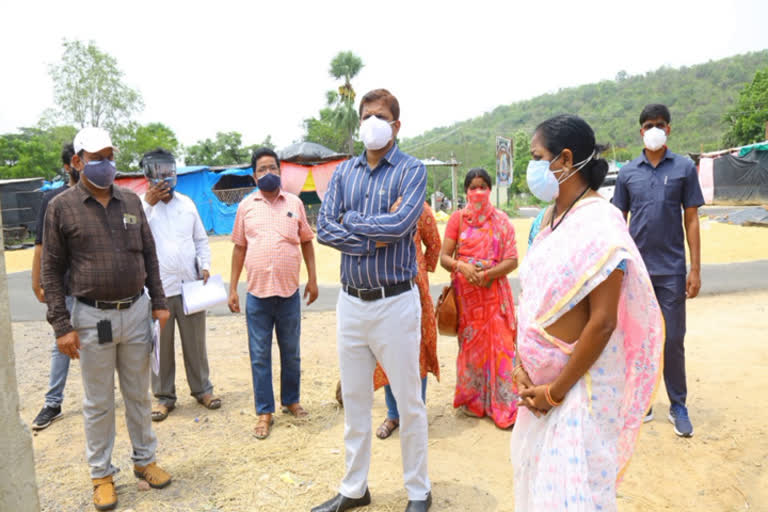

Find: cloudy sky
1;0;767;149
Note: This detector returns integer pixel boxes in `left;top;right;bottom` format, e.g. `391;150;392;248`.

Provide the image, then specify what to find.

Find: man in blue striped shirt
314;89;432;512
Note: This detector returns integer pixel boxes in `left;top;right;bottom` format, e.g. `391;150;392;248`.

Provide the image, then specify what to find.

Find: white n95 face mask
360;116;394;150
643;127;667;151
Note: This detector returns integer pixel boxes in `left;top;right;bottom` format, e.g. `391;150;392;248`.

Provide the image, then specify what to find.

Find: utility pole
0;208;41;512
450;153;458;212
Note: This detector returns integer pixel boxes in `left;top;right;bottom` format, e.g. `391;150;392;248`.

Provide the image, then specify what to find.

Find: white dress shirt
141;191;211;298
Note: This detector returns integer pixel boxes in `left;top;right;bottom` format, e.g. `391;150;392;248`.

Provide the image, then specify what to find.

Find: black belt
343;280;413;302
77;292;143;310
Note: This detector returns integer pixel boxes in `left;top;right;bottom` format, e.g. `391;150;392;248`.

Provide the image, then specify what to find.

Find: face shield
142;155;177;188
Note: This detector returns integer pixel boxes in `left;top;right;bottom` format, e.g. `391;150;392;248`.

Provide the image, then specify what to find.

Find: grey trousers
72;293;157;478
151;294;213;407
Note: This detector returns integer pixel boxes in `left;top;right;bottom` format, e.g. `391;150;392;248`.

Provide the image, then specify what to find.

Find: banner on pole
496;136;513;187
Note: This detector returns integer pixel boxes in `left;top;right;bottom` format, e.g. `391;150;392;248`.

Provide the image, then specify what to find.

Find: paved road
518;205;743;219
7;259;768;322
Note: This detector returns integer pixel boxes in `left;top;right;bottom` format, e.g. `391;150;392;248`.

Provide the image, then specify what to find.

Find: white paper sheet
151;319;160;376
181;274;228;315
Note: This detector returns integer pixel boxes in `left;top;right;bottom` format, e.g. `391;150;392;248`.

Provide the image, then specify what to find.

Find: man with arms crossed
314;89;432;512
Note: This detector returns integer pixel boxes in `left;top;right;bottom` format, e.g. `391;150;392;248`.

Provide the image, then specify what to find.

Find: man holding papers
140;148;220;422
228;147;318;440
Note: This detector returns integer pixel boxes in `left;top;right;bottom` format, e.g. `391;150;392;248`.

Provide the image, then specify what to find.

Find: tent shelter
113;142;349;235
0;177;44;246
697;141;768;205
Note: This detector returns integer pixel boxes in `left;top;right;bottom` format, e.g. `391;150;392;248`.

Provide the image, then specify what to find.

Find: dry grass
13;291;768;511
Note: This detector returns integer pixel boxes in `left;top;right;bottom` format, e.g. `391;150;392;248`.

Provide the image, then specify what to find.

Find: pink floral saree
510;198;663;511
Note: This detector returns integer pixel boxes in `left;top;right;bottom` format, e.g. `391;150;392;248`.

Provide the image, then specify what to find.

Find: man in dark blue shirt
612;104;704;438
315;89;432;512
30;142;81;430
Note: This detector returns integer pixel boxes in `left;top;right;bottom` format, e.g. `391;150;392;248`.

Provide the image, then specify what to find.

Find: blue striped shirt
317;144;427;288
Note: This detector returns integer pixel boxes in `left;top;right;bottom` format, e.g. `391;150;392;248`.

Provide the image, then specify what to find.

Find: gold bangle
545;385;563;407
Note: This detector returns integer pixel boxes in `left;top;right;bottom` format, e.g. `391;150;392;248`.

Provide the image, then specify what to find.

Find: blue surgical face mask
83;159;117;189
526;153;565;202
526;150;595;202
257;172;281;192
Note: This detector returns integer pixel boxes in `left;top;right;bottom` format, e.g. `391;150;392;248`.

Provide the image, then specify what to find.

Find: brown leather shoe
133;462;172;489
92;475;117;511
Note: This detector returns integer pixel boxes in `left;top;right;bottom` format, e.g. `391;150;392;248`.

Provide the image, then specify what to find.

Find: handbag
435;214;461;336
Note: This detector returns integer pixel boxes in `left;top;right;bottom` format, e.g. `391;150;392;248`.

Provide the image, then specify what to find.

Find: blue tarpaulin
174;166;254;235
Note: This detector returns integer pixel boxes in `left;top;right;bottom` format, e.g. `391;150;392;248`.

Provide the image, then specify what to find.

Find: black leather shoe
311;489;371;512
404;491;432;512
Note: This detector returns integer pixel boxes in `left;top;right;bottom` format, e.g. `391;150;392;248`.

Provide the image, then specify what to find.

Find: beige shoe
133;462;172;489
92;475;117;511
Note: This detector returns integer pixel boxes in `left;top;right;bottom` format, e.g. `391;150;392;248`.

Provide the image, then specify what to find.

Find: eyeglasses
642;121;668;131
255;164;279;174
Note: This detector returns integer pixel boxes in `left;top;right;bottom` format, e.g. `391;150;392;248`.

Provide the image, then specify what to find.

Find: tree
184;132;249;166
48;39;143;128
327;51;364;154
722;67;768;147
508;130;532;195
244;135;276;156
304;108;362;154
112;122;180;172
0;125;77;179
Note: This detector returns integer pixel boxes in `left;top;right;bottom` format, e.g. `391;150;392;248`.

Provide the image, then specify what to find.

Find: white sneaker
642;407;654;423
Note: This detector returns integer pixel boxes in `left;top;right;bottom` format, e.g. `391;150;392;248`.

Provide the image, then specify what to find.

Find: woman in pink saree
440;168;519;428
511;115;664;511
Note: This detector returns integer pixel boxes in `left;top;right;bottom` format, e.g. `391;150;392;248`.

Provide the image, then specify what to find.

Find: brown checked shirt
42;181;167;337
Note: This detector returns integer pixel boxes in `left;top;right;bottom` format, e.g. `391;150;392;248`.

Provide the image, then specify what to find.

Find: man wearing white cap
42;126;173;511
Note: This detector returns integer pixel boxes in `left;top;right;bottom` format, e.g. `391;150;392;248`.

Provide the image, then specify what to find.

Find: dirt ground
13;290;768;511
6;217;768;285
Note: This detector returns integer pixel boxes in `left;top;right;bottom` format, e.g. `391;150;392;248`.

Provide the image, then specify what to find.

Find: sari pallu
510;198;663;511
449;206;518;428
374;203;441;390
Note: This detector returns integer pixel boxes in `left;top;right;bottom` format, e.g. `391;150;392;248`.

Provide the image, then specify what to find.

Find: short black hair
251;147;280;171
61;143;75;166
534;114;609;191
639;104;671;125
358;89;400;121
139;148;175;168
463;167;492;192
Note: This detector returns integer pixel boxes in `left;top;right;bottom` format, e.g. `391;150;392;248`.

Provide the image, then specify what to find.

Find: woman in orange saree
440;168;519;428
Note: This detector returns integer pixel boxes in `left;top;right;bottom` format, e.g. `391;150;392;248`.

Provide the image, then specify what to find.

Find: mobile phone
97;319;113;344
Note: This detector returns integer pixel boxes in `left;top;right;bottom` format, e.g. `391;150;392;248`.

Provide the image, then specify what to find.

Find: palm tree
327;51;364;154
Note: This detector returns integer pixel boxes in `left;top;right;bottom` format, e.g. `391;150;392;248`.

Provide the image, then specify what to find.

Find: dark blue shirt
316;144;426;288
35;184;70;245
612;149;704;276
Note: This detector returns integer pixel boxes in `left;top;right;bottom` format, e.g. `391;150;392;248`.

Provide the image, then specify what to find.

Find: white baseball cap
73;127;116;154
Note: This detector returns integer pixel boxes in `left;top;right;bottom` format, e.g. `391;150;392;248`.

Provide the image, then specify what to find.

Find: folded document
181;274;228;315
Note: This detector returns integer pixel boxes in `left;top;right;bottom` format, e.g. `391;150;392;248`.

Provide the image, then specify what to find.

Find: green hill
401;50;768;196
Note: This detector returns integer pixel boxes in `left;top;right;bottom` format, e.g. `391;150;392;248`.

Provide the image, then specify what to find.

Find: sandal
376;418;399;439
197;394;222;410
281;403;309;419
151;404;174;422
253;414;274;440
458;405;482;418
335;380;344;407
